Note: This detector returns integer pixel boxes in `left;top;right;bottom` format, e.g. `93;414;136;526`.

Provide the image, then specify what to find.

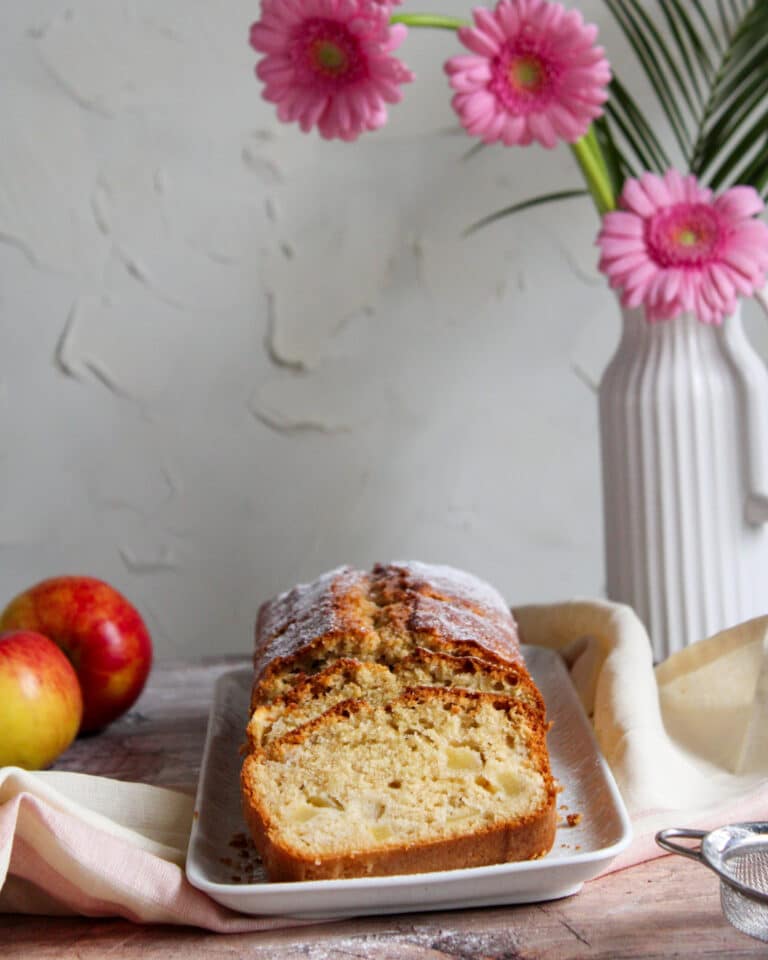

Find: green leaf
601;0;768;193
605;77;672;172
706;36;768;119
715;0;732;40
688;2;768;187
603;0;692;156
659;0;716;89
464;190;590;236
732;146;768;197
683;0;723;56
620;0;701;130
460;141;487;164
707;102;768;189
655;4;706;109
694;71;768;173
593;116;630;193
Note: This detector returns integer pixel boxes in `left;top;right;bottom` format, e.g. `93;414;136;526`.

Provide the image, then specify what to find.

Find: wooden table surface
1;656;763;959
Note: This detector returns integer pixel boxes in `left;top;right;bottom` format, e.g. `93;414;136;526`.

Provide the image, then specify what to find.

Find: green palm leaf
603;0;768;198
605;76;672;174
464;190;590;235
604;0;694;157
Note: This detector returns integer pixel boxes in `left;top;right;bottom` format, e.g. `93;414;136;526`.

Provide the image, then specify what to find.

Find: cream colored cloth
1;599;767;924
515;600;768;872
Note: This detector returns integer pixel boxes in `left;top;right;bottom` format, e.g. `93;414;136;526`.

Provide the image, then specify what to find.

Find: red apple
0;576;153;733
0;630;83;768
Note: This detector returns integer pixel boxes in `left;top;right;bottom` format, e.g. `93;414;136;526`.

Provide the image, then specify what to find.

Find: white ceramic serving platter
186;646;632;919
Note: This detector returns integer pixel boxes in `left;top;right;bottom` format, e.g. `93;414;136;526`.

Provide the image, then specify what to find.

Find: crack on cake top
252;562;522;689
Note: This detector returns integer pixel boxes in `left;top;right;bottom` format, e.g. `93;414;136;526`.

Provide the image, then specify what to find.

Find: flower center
508;55;545;93
310;38;349;75
646;203;723;267
490;43;556;114
296;18;365;87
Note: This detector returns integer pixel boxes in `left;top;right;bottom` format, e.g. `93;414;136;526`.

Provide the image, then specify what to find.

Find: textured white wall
1;1;763;657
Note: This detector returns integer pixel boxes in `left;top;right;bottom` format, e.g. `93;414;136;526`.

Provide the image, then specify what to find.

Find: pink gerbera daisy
598;170;768;325
249;0;413;141
444;0;611;148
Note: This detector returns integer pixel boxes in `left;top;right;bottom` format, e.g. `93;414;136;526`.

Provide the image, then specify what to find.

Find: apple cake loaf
241;562;557;881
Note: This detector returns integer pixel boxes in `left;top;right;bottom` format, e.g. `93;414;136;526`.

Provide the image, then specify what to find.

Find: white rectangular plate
186;646;632;919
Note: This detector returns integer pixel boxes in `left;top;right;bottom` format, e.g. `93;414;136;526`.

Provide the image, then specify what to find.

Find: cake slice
246;647;546;752
240;687;557;882
251;562;527;707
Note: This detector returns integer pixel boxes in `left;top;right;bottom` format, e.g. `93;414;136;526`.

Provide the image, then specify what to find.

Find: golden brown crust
371;562;522;663
251;562;526;707
253;566;374;674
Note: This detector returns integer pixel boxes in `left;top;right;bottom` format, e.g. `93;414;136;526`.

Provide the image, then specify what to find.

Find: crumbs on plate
223;832;262;883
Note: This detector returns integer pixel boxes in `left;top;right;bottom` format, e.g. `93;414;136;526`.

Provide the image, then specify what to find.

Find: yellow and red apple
0;576;153;733
0;630;83;768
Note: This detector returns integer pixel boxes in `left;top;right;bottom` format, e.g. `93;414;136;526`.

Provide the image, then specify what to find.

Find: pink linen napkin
1;599;767;926
0;768;313;931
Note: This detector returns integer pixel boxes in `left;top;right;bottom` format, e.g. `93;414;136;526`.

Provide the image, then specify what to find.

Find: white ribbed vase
599;304;768;660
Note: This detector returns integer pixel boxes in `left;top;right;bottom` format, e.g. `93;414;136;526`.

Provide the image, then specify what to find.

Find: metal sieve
656;823;768;942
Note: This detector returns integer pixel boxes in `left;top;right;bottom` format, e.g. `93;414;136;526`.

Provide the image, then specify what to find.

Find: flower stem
389;13;468;30
570;129;616;216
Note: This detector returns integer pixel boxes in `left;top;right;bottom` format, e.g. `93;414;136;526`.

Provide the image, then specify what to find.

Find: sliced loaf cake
241;686;557;881
242;562;557;881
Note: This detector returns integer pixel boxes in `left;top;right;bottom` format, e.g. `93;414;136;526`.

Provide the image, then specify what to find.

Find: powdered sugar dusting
254;561;522;681
410;595;521;662
254;566;373;676
389;560;512;618
294;927;524;959
259;565;353;638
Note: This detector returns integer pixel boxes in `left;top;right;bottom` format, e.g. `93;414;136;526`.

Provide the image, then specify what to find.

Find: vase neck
606;304;765;383
620;304;743;332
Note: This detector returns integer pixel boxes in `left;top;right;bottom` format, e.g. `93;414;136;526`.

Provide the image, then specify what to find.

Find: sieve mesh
719;849;768;942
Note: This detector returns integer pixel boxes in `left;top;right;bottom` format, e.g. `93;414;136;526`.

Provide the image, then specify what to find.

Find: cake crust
251;562;525;707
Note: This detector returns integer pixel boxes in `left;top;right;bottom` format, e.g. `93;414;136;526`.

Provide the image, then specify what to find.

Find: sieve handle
655;828;707;861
